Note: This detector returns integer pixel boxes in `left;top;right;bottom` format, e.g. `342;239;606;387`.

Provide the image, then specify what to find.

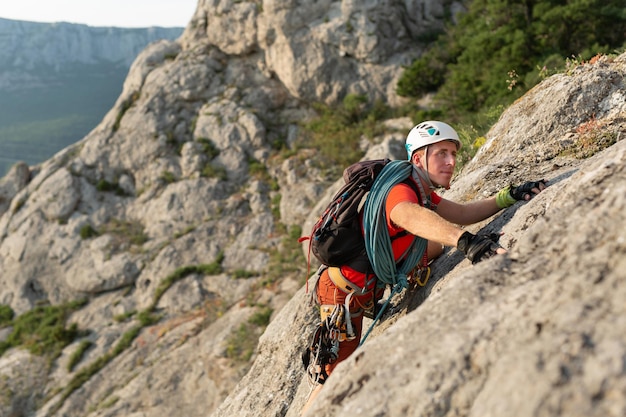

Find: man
302;121;546;413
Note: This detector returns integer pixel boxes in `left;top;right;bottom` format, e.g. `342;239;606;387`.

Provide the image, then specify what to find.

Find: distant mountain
0;18;183;176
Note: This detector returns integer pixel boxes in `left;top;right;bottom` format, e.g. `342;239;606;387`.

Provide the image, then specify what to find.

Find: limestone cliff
0;1;624;417
0;18;183;75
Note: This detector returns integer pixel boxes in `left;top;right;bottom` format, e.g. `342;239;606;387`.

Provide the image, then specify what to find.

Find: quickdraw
409;252;431;287
411;266;431;287
302;303;356;386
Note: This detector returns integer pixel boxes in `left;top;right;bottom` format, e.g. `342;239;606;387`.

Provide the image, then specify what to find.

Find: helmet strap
415;146;435;190
412;165;435;191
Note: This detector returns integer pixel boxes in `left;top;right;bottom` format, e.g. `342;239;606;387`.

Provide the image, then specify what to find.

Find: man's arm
436;197;500;226
390;202;466;246
436;180;548;225
390;201;506;263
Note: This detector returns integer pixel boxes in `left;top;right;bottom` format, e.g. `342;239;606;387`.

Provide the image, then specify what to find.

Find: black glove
510;180;547;201
457;231;502;264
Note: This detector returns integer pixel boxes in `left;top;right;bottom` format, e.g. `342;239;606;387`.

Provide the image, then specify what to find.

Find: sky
0;0;198;28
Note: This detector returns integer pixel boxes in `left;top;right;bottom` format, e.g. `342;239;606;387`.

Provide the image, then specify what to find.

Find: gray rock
0;2;624;417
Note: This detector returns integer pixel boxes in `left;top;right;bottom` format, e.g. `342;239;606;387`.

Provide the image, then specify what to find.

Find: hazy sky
0;0;198;28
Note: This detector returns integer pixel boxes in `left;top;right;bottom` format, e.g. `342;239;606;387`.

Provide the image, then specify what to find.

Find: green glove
496;185;517;209
496;180;547;209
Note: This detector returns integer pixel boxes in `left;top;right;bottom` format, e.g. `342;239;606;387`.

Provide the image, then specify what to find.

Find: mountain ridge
0;17;184;175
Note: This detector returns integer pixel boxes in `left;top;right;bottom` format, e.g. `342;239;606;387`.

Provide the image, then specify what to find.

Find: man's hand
496;180;548;208
457;231;504;264
510;180;547;201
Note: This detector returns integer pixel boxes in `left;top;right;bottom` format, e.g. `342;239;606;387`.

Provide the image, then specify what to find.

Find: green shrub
397;50;447;98
201;163;228;180
95;179;126;195
79;224;99;239
159;171;177;184
0;304;14;326
248;306;273;327
197;137;220;159
303;94;391;176
397;0;626;115
0;299;87;359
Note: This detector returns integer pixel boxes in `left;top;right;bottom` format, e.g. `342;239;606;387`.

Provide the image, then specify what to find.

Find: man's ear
411;152;423;168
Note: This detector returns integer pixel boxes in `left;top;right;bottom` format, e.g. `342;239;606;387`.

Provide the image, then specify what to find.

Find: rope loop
358;160;429;347
363;160;427;286
394;272;408;292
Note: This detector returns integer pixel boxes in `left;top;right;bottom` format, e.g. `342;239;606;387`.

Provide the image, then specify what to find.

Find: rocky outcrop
0;1;624;417
215;54;626;417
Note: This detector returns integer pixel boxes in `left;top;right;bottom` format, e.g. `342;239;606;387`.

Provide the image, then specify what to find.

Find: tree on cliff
397;0;626;114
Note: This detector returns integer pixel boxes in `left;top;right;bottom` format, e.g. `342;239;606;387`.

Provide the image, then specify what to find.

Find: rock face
215;54;626;417
0;1;625;417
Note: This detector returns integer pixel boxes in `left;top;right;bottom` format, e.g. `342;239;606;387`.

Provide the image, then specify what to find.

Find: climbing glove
457;231;502;264
496;180;547;209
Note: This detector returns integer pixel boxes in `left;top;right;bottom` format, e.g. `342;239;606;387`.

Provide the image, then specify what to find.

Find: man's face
418;140;458;187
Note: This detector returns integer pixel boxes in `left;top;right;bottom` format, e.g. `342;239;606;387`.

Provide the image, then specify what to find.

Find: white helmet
405;120;461;159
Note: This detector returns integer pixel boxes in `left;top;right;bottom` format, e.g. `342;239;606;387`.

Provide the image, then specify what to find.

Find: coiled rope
360;160;427;345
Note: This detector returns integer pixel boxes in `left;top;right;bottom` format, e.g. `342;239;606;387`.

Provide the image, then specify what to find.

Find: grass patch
79;224;99;239
248;306;273;327
51;324;143;413
113;311;135;323
95;179;127;195
201;163;228;180
197;137;220;159
0;304;14;326
233;269;258;279
225;305;273;363
67;340;93;372
113;91;140;132
263;225;305;286
0;299;87;361
225;323;257;362
159;171;177;184
151;253;225;309
100;218;149;247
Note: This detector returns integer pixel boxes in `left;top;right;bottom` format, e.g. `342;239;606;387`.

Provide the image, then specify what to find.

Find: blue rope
359;160;427;346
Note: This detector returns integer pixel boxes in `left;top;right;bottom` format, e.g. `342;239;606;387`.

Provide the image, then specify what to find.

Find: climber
301;121;546;414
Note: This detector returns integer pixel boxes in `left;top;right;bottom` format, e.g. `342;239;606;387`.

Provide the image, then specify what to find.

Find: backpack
300;159;420;271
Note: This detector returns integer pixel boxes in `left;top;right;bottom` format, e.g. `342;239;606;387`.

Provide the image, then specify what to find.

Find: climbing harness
327;266;374;296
